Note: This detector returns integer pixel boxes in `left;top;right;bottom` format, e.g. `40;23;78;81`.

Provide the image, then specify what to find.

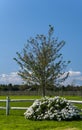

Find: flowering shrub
24;96;81;121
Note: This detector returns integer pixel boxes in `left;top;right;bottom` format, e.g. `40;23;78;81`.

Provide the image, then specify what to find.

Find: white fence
0;97;82;115
0;97;35;115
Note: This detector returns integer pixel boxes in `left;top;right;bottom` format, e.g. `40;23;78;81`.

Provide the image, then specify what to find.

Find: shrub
24;96;81;121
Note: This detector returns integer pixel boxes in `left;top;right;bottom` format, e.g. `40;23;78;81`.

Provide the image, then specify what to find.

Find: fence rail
0;97;82;115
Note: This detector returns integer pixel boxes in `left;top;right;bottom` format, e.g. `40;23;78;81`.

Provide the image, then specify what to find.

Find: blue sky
0;0;82;85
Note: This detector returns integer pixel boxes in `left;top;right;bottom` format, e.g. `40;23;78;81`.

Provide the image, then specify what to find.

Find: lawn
0;115;82;130
0;95;82;130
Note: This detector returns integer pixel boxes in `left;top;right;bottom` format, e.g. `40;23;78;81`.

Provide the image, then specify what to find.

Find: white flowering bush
24;96;81;121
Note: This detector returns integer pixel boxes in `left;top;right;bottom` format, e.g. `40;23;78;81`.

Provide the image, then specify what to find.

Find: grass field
0;95;82;130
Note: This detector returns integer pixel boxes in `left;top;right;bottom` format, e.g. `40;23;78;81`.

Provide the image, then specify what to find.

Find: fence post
6;96;10;115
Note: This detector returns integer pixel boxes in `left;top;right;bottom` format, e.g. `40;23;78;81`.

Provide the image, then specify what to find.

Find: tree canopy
14;25;70;96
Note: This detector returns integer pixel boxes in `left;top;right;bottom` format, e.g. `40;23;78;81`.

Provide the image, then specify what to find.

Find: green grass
0;115;82;130
0;95;82;130
64;96;82;100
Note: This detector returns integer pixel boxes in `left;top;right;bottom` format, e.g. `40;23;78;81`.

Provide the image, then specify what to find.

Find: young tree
14;25;70;96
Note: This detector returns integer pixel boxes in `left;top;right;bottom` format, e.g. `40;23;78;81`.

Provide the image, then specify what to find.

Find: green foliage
14;25;70;96
24;96;82;121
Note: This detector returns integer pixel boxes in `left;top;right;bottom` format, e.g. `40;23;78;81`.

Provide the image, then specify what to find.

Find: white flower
24;96;81;121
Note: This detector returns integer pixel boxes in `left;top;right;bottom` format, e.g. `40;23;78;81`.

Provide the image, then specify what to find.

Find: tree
14;25;70;96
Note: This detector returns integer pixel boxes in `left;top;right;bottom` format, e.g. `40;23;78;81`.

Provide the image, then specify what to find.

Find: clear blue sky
0;0;82;85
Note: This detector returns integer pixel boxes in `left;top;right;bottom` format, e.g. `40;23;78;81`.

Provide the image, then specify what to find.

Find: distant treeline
0;83;82;91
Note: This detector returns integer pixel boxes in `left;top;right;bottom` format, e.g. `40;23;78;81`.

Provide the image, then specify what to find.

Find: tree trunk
42;85;46;97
